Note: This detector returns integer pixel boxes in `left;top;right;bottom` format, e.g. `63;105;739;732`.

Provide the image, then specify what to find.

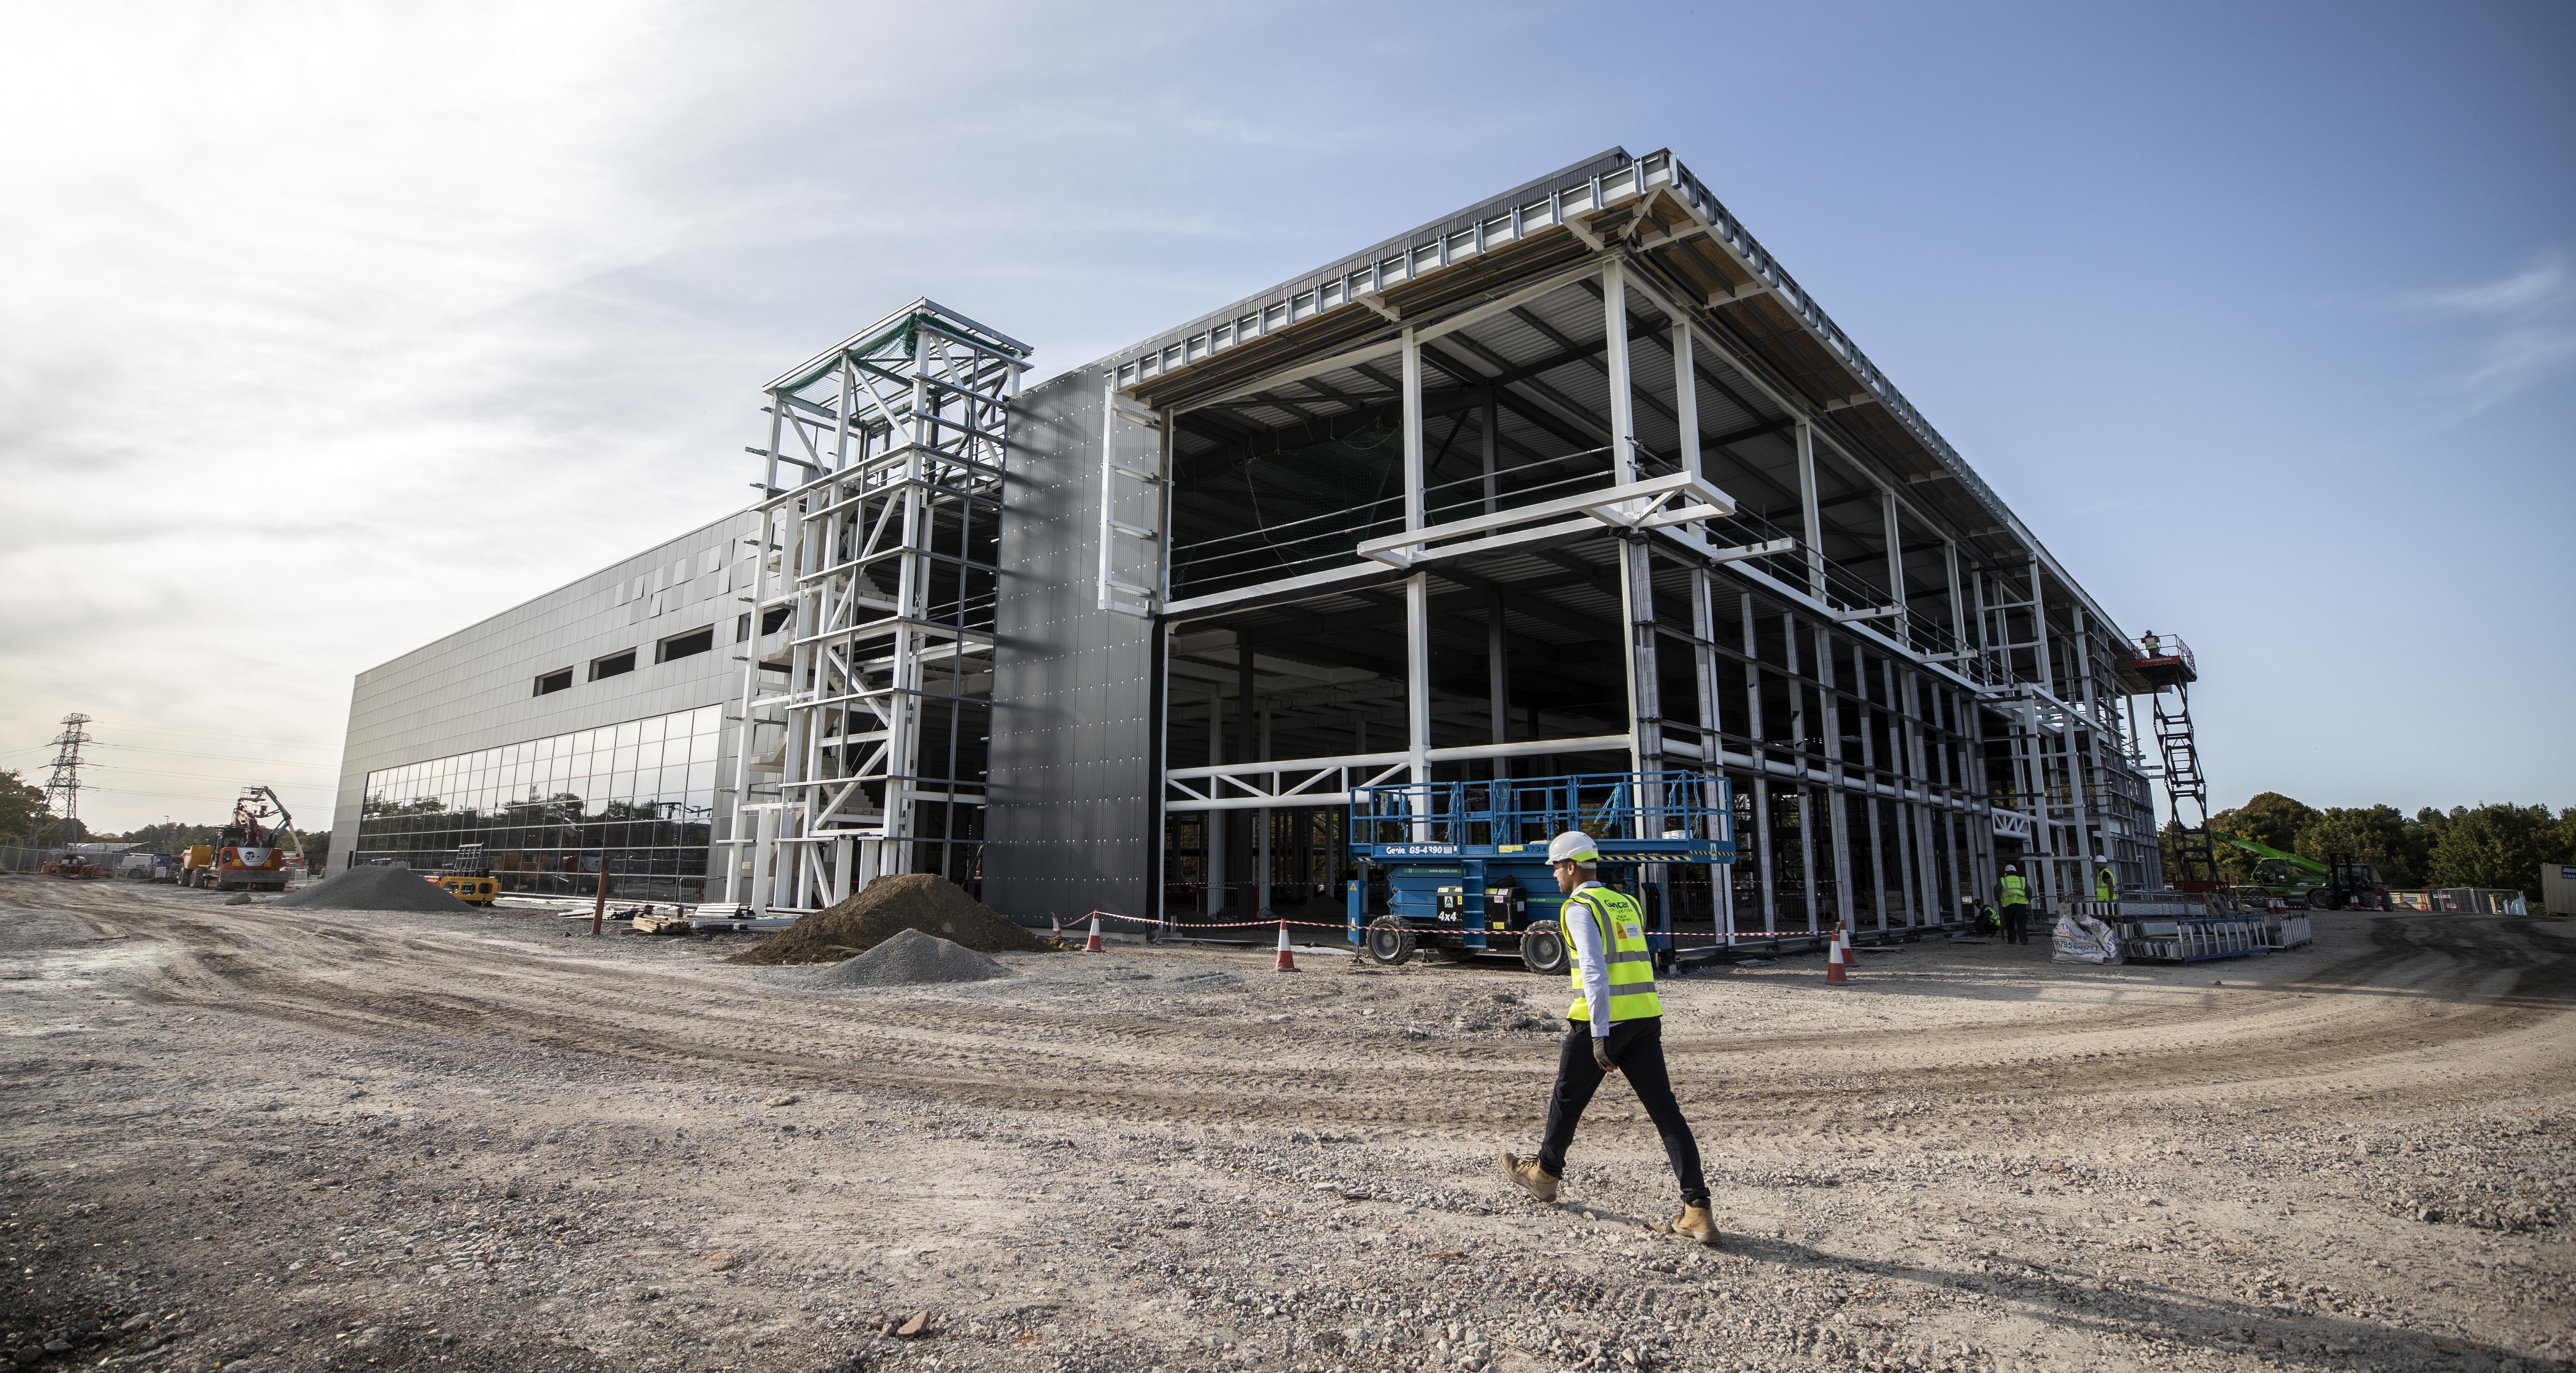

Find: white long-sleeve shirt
1566;880;1612;1037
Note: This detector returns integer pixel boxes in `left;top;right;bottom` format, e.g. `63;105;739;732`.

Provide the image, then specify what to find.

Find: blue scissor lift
1344;771;1734;973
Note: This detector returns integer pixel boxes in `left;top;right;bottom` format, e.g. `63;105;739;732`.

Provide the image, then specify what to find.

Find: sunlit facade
349;705;723;899
330;509;750;902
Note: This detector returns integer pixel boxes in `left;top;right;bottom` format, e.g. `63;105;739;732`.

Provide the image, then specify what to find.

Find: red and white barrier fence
1055;907;1912;944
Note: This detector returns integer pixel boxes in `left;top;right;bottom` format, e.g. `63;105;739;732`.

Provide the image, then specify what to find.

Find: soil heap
730;872;1047;965
807;928;1011;988
272;864;477;914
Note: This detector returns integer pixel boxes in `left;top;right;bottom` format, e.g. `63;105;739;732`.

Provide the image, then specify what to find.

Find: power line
86;785;328;808
90;763;339;785
88;786;271;804
91;744;338;771
89;720;336;750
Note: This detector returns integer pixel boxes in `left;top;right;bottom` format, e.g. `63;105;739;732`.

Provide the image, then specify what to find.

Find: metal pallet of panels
2117;915;2273;963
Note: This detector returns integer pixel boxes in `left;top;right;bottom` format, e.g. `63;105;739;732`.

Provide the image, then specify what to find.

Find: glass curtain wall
350;705;724;900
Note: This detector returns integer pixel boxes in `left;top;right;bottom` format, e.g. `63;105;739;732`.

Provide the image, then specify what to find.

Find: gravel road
2;875;2568;1373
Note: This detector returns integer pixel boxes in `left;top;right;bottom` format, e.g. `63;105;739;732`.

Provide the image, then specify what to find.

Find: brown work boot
1665;1204;1722;1247
1499;1151;1559;1203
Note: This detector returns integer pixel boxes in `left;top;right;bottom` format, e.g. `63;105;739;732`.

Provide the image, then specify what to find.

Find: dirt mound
731;872;1047;965
272;864;475;914
807;928;1011;988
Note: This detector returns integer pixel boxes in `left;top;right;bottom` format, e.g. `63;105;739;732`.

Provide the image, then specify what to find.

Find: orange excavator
179;786;305;891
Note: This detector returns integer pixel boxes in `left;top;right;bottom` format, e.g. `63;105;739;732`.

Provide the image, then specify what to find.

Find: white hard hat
1547;831;1600;866
2005;864;2019;873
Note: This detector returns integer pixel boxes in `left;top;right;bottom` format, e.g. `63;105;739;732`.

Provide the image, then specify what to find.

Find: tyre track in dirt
20;882;2571;1134
8;877;2572;1373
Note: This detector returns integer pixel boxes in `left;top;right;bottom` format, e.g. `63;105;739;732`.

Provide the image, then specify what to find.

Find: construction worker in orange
1500;831;1717;1245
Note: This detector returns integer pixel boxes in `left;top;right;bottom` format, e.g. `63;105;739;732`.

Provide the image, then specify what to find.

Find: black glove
1591;1037;1616;1071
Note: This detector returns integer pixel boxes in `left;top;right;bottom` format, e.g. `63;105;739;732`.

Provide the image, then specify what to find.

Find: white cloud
0;2;1501;831
2406;256;2568;314
2450;324;2576;413
2396;253;2576;416
0;5;707;828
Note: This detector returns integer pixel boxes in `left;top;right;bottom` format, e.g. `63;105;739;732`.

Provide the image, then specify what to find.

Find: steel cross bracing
722;301;1030;917
1135;250;2023;941
1963;570;2163;906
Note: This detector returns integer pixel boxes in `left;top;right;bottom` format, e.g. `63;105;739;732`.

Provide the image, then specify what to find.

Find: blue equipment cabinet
1344;771;1733;973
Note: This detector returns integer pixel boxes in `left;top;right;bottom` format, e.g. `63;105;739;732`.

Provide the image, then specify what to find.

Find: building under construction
335;147;2193;936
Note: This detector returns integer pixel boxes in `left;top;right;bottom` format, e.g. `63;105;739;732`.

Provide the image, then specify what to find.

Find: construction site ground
2;878;2568;1373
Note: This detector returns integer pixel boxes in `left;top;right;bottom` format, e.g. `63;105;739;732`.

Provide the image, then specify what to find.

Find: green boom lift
2215;835;2388;911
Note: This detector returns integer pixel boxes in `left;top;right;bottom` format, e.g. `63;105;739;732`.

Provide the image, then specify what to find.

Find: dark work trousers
2002;903;2031;944
1536;1017;1708;1207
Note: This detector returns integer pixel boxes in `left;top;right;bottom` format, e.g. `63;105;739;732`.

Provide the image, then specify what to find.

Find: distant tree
2157;819;2202;882
2203;792;2318;884
298;829;332;869
27;812;92;847
2161;794;2568;896
2294;805;2419;887
2215;792;2316;851
2398;809;2445;888
102;820;223;853
2425;804;2562;898
0;770;42;844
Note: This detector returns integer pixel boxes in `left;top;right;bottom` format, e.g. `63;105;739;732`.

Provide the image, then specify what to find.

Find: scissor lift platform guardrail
1345;771;1734;969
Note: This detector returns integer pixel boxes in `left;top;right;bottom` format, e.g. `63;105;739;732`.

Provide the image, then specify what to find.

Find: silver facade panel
984;365;1158;922
330;508;760;870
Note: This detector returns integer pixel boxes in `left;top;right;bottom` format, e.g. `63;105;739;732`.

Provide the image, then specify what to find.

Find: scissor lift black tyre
1519;920;1569;976
1365;917;1416;966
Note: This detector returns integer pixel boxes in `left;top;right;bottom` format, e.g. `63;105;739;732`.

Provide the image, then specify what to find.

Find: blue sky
1;0;2567;833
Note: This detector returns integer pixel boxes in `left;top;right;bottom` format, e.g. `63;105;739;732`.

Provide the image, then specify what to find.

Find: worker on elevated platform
2000;864;2032;945
1502;831;1717;1245
2095;864;2118;902
2141;630;2161;658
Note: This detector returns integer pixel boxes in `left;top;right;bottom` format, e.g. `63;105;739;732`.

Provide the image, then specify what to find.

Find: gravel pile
270;864;475;913
731;872;1047;965
807;928;1011;987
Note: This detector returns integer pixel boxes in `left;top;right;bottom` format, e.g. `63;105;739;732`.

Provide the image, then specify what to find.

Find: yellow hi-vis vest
2095;868;2116;900
1564;886;1663;1024
2000;873;2030;905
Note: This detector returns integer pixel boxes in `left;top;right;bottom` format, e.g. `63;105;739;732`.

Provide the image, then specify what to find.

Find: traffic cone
1084;913;1104;953
1826;921;1849;984
1274;921;1299;972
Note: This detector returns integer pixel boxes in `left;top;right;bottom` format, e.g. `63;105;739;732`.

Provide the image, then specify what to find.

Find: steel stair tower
723;301;1032;915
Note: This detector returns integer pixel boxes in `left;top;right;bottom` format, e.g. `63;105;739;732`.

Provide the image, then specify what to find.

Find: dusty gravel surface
1;875;2568;1373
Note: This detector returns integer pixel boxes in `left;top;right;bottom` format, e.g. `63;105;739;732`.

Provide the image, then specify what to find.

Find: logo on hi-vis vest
1621;921;1642;941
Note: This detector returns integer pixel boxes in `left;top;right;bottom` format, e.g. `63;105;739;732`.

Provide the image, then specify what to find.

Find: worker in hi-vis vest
1502;831;1717;1246
1999;864;2033;946
2095;865;2117;902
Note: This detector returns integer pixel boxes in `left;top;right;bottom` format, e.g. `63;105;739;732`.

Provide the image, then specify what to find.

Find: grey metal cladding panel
328;513;757;854
986;365;1157;922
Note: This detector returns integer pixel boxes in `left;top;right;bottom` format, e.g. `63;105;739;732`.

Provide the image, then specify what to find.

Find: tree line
2163;791;2573;899
0;770;332;869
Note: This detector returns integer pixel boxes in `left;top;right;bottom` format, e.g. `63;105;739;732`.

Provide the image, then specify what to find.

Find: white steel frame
1137;247;2039;940
722;301;1030;916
